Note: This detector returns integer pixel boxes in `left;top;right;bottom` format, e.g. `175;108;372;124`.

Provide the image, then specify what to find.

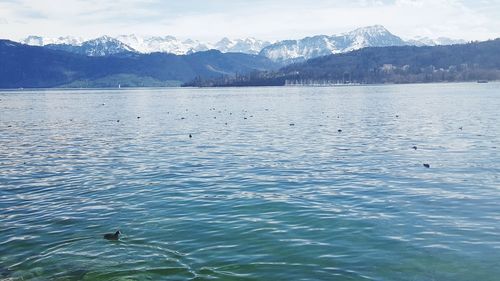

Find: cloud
0;0;498;41
154;0;499;41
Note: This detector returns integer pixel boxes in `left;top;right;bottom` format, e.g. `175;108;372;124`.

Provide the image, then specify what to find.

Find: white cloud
0;0;498;41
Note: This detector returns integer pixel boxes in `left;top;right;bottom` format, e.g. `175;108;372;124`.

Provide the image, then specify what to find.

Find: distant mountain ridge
18;26;465;59
406;37;467;47
115;35;212;55
214;38;271;55
21;35;271;56
45;36;136;57
260;25;407;63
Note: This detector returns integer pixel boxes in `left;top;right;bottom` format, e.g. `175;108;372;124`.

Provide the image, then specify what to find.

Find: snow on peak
93;35;116;42
80;36;136;56
260;25;406;63
215;37;271;54
346;25;391;37
116;35;211;55
18;27;467;60
19;35;272;56
407;36;467;46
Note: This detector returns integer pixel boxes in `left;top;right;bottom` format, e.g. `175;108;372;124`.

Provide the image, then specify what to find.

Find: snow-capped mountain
116;35;211;55
406;37;467;47
20;35;269;56
214;38;271;55
45;36;136;57
259;25;407;63
259;26;468;63
18;27;467;60
116;35;270;55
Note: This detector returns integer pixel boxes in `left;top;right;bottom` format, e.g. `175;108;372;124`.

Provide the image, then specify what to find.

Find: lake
1;83;499;281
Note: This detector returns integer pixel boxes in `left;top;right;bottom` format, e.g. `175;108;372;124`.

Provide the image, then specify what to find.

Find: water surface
1;84;499;280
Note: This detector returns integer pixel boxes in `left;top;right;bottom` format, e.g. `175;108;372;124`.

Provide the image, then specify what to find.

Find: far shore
0;80;498;92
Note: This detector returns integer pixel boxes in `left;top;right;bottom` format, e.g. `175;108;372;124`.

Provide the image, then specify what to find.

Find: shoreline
0;80;498;92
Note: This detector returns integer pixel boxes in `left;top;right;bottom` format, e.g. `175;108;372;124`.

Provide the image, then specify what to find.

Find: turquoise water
1;84;499;281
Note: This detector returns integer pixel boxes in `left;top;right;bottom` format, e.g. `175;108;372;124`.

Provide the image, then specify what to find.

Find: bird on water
104;230;121;241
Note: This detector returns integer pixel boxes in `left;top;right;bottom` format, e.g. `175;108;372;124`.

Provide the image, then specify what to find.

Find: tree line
184;39;500;87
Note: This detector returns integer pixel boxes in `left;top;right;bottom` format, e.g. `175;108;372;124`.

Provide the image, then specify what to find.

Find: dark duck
104;230;121;241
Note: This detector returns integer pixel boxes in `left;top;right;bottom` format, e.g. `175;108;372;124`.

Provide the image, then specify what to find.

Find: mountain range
21;35;271;56
0;40;279;88
19;26;465;63
259;25;407;63
44;36;136;57
2;25;479;89
186;39;500;87
406;36;467;47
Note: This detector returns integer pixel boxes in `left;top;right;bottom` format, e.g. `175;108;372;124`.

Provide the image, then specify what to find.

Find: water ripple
1;84;499;280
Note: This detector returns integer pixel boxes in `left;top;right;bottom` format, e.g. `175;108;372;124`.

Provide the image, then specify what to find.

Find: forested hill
184;39;500;87
0;40;279;88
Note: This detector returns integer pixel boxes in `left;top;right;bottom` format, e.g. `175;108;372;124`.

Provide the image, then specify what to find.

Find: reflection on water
1;83;499;280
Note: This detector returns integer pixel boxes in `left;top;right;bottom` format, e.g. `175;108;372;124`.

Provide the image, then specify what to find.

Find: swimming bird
412;146;418;150
189;134;193;138
104;230;121;241
338;129;343;133
423;164;430;168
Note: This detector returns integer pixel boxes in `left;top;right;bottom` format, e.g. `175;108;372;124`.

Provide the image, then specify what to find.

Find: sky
0;0;499;42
